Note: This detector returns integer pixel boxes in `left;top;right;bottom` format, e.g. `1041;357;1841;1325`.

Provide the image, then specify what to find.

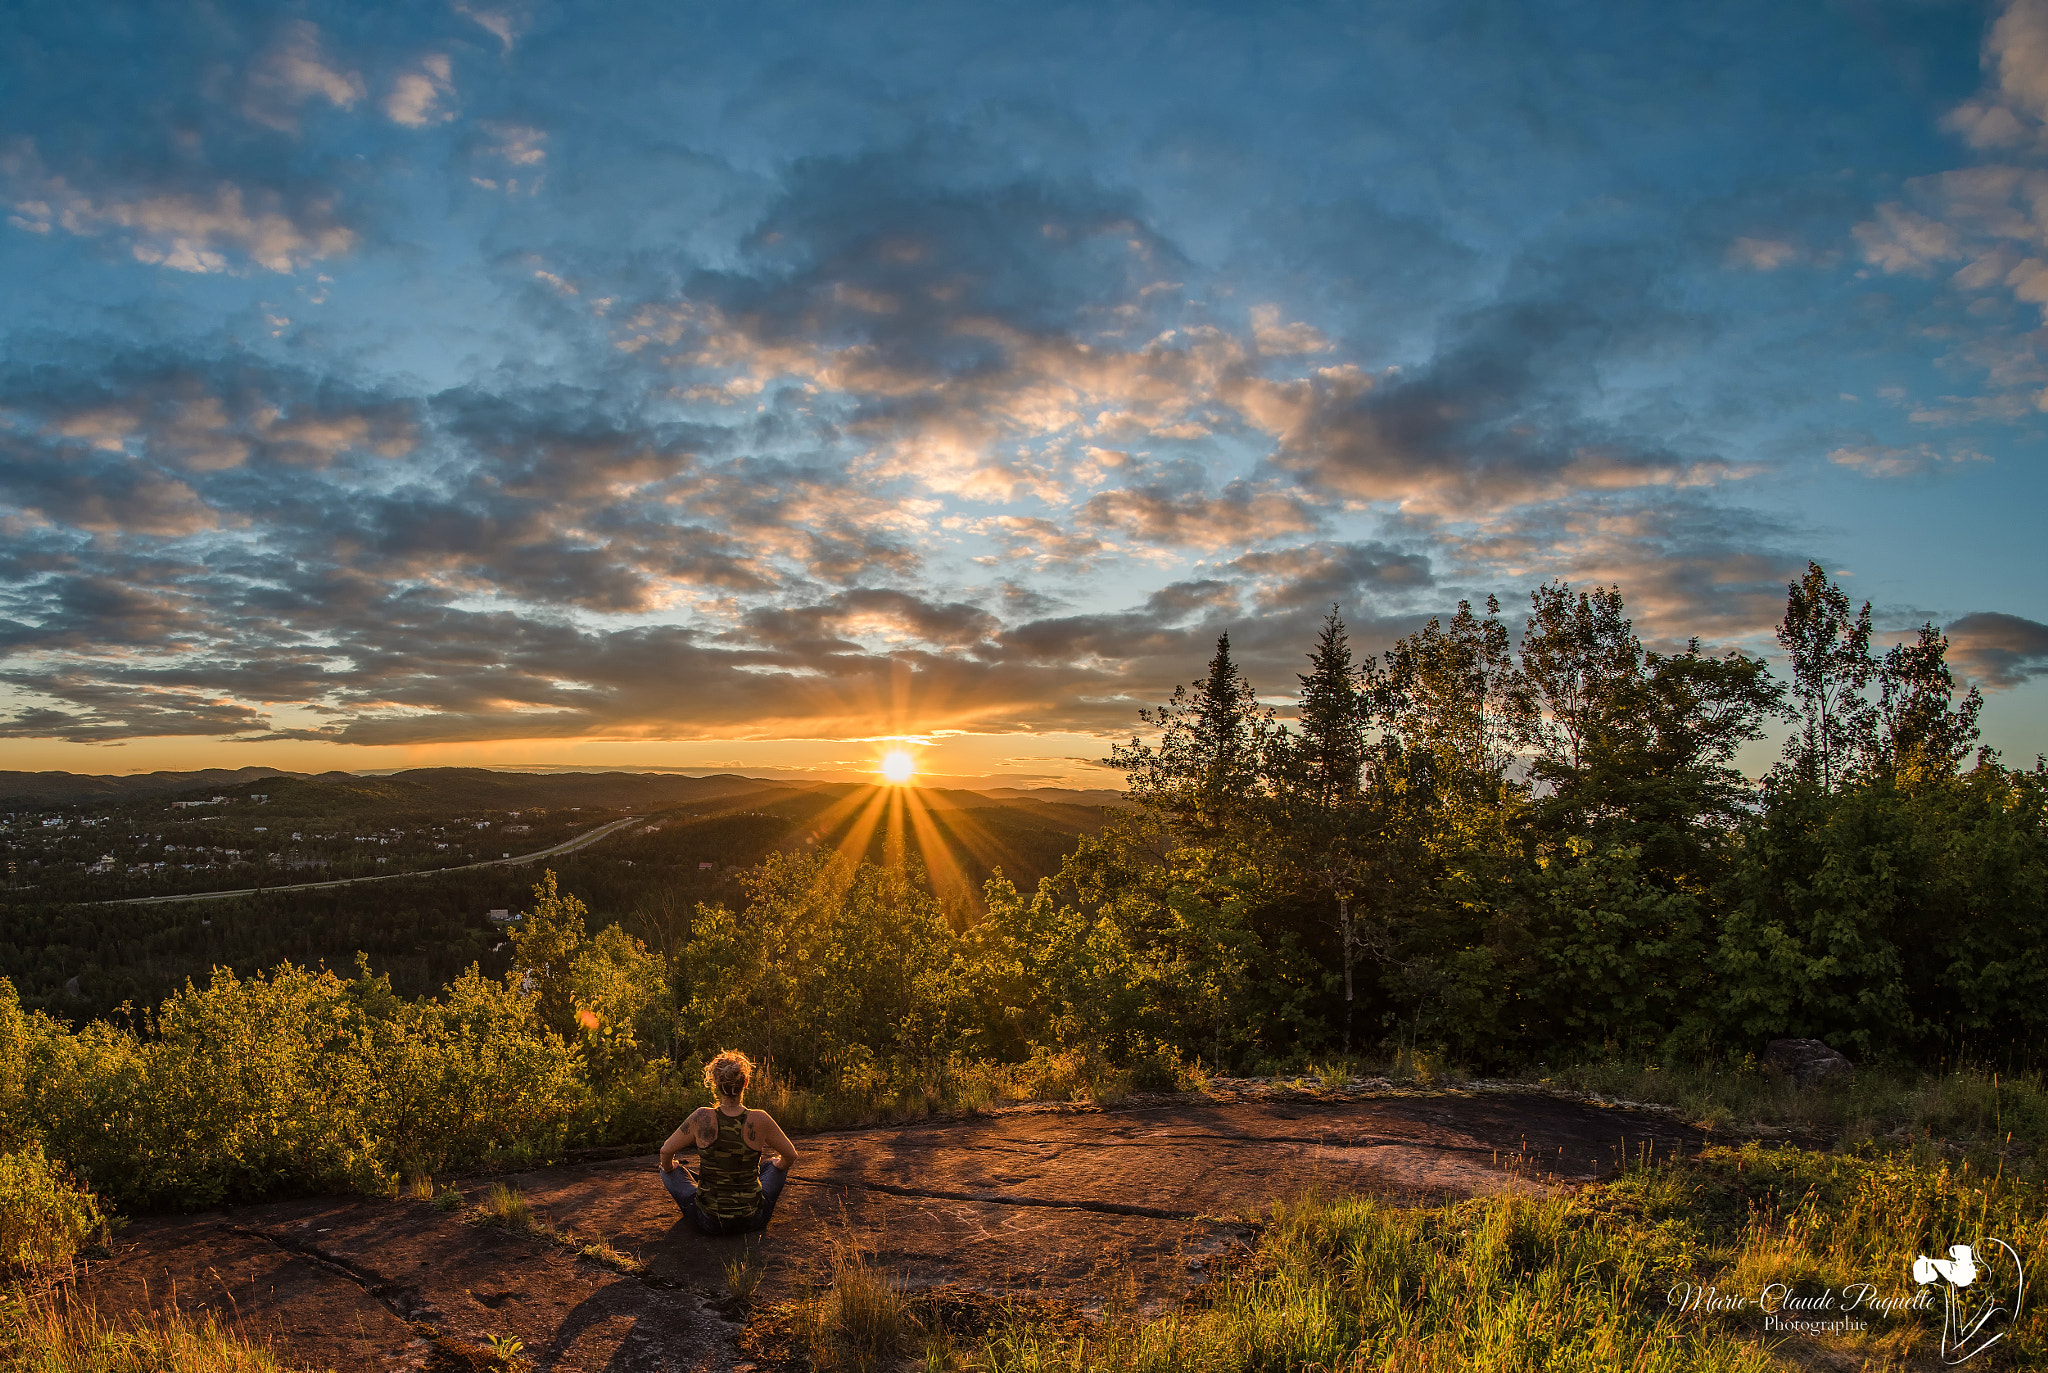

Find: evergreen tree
1110;631;1273;839
1293;607;1370;813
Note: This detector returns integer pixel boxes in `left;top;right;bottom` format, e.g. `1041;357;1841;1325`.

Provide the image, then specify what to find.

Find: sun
879;749;917;785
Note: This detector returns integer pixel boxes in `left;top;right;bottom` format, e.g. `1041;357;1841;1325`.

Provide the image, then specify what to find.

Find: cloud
471;122;547;192
973;515;1107;569
1143;579;1240;621
1253;250;1739;513
1431;493;1811;645
1728;236;1801;270
740;588;1000;657
1077;470;1321;549
1;145;356;274
1855;0;2048;363
1827;443;1991;478
1985;0;2048;130
385;54;457;128
1946;610;2048;688
1224;540;1434;614
453;1;524;53
242;20;365;132
0;437;217;537
0;677;277;742
1249;303;1332;354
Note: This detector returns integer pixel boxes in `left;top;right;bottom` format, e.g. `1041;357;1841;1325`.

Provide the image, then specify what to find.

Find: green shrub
0;1142;102;1274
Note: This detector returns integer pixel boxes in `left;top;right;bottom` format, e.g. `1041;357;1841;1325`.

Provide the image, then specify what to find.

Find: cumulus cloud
1946;610;2048;688
1857;1;2048;354
1077;470;1321;549
385;54;457;127
1225;540;1434;614
1;147;355;274
1252;251;1739;513
242;20;365;131
1728;236;1801;270
1431;493;1811;645
471;123;546;192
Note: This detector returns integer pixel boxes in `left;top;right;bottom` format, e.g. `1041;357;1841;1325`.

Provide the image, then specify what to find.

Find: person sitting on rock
659;1049;799;1235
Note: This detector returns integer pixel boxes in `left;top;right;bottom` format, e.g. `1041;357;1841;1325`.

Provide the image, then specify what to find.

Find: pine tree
1294;608;1369;813
1110;631;1272;838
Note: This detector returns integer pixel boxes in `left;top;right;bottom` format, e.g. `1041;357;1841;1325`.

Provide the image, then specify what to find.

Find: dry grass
0;1288;292;1373
574;1236;644;1275
723;1248;765;1302
793;1239;918;1372
459;1183;643;1275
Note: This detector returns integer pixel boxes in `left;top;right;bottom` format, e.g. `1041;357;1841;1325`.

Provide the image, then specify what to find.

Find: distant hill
0;767;307;805
0;766;1130;811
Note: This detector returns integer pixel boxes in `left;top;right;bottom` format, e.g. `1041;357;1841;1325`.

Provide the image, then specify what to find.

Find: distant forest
2;772;1112;1022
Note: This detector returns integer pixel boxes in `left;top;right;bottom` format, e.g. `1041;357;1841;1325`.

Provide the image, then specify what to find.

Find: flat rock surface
78;1087;1704;1373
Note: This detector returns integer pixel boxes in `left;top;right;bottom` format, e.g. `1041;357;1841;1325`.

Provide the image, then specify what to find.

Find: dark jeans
660;1159;788;1236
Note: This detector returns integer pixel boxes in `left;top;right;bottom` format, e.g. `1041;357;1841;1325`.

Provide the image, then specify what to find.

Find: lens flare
879;749;916;784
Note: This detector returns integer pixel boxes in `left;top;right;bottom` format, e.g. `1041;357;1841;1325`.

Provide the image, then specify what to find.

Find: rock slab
79;1089;1706;1372
1765;1038;1855;1088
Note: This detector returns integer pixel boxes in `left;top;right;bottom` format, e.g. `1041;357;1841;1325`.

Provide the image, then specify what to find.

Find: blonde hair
704;1049;754;1100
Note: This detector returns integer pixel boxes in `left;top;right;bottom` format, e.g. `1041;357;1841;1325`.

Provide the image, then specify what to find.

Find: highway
93;814;643;906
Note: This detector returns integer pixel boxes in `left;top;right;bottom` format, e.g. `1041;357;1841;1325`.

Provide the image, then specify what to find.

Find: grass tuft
723;1248;765;1302
796;1239;918;1372
474;1183;531;1230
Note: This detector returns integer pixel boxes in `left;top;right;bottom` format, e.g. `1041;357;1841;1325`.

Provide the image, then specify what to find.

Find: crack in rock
224;1224;440;1328
788;1176;1204;1220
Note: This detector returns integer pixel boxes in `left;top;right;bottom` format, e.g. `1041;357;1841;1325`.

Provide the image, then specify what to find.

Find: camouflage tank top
697;1109;763;1220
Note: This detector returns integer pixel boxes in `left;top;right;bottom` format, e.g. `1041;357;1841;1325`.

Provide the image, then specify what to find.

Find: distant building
699;861;715;870
488;909;522;924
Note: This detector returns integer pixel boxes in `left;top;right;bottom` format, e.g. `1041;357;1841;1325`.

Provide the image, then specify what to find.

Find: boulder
1765;1038;1854;1088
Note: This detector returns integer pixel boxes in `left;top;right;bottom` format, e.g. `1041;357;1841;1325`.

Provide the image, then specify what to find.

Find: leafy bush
0;1142;102;1274
1;963;584;1210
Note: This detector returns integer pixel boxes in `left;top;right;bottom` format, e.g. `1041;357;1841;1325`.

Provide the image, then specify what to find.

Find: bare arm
748;1110;799;1170
659;1108;717;1171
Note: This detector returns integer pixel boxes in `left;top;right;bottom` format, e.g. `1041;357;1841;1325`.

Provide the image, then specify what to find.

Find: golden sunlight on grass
878;749;916;784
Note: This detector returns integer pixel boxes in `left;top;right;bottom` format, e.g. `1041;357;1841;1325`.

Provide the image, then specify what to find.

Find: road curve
90;814;643;906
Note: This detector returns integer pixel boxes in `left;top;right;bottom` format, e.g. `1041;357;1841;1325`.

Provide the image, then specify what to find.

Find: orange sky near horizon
0;729;1130;791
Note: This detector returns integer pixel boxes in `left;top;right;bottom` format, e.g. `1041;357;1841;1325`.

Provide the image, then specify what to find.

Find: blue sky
3;0;2045;785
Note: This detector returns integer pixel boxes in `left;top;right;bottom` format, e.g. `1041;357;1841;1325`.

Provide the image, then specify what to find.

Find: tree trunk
1341;894;1353;1057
